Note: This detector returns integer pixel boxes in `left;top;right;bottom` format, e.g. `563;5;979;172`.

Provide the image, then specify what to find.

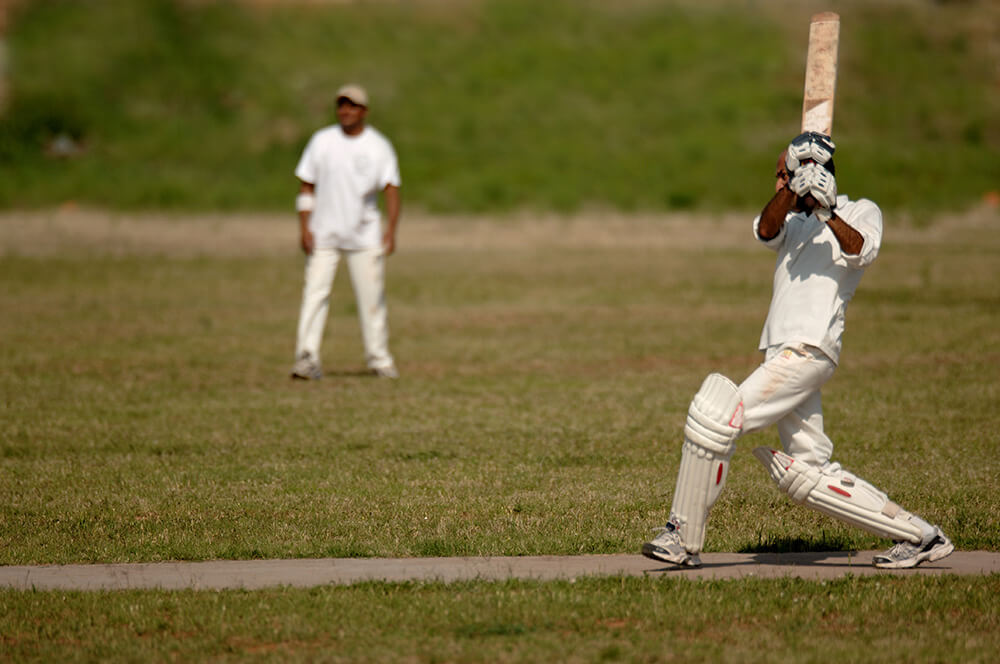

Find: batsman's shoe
873;526;954;569
642;521;702;568
291;352;322;380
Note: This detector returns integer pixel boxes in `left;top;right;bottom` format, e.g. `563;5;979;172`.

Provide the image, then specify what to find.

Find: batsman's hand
790;162;837;211
785;131;836;173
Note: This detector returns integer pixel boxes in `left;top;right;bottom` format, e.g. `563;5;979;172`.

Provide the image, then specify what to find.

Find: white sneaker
372;364;399;379
642;520;702;567
291;351;322;380
873;526;954;569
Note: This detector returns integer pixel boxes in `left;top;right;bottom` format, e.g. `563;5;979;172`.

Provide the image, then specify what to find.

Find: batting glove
790;162;837;211
785;131;836;173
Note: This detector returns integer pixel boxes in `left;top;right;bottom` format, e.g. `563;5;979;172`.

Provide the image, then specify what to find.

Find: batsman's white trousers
739;344;837;467
295;246;395;371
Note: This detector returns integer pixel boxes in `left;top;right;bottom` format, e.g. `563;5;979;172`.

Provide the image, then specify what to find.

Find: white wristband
296;192;315;212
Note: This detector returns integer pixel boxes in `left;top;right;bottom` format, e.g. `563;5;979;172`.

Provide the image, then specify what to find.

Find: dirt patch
1;206;996;257
0;208;750;257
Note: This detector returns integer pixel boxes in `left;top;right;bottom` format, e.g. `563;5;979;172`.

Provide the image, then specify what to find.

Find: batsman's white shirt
752;194;882;364
295;125;401;250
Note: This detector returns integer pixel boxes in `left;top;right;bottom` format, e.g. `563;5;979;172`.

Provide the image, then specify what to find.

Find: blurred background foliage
0;0;997;215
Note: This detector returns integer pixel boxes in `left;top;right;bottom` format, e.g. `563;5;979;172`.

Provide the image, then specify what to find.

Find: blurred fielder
291;84;401;380
643;133;954;569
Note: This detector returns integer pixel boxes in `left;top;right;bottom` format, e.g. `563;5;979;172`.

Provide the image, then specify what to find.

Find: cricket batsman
643;132;955;569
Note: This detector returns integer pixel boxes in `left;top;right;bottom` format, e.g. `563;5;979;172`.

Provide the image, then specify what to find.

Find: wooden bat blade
801;11;840;136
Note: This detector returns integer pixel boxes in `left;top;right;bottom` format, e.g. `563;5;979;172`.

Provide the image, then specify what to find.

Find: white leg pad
752;447;924;544
669;373;744;554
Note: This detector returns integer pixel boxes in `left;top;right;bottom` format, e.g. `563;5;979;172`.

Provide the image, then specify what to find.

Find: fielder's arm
382;184;400;256
297;181;315;255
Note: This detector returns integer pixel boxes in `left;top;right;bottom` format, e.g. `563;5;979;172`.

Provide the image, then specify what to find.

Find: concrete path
2;551;997;590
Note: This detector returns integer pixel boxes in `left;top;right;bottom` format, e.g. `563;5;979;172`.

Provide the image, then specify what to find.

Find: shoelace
885;540;918;558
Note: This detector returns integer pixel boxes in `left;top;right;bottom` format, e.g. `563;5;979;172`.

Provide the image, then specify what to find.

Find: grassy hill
1;0;997;215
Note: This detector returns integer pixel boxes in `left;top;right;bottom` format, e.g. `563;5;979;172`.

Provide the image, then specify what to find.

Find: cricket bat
801;12;840;136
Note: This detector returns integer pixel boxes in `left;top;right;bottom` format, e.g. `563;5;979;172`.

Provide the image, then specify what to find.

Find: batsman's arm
297;181;315;255
757;186;796;241
824;213;864;256
382;184;400;256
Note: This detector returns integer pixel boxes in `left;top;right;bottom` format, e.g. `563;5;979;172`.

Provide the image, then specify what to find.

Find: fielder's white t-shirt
295;125;401;250
752;194;882;364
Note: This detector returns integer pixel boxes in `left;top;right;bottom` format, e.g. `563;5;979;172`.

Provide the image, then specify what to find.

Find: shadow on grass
289;368;385;380
322;369;382;378
739;533;857;554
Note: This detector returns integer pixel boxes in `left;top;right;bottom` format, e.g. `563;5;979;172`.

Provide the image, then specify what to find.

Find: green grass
2;216;998;564
2;2;998;659
0;209;1000;662
1;209;999;659
1;0;998;214
3;576;999;663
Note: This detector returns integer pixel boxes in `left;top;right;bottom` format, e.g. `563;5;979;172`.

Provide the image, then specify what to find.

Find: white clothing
295;125;400;251
658;190;942;553
741;195;882;466
752;194;882;364
295;247;394;371
739;344;836;466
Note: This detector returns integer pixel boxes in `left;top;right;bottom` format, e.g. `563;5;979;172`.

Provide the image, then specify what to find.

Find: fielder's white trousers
295;246;395;371
739;344;837;467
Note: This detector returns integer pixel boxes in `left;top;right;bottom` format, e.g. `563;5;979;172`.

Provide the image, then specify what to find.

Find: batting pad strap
752;448;924;544
882;501;902;518
778;463;821;502
296;192;315;212
683;373;744;456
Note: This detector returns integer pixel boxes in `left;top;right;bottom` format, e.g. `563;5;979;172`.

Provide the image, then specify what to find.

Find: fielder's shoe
290;351;322;380
371;364;399;379
873;526;954;569
642;520;702;567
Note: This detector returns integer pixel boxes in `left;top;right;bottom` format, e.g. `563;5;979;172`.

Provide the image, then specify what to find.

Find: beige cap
336;84;369;107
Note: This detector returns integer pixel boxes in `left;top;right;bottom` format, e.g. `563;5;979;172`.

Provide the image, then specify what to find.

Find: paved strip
1;551;997;590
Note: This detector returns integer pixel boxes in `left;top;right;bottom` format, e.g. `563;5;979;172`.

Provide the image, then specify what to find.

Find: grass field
1;208;998;661
2;576;998;662
2;0;998;660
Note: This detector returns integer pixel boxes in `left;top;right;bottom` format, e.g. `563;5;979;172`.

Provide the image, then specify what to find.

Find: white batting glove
785;131;836;173
789;162;837;211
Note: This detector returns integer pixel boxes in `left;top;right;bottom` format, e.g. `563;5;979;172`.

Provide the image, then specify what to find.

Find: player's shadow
738;535;862;568
645;535;863;573
288;367;386;380
738;534;856;554
322;368;383;378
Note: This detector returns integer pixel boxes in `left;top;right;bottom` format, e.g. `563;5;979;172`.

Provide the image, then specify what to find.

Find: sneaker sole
641;543;701;567
874;537;955;569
